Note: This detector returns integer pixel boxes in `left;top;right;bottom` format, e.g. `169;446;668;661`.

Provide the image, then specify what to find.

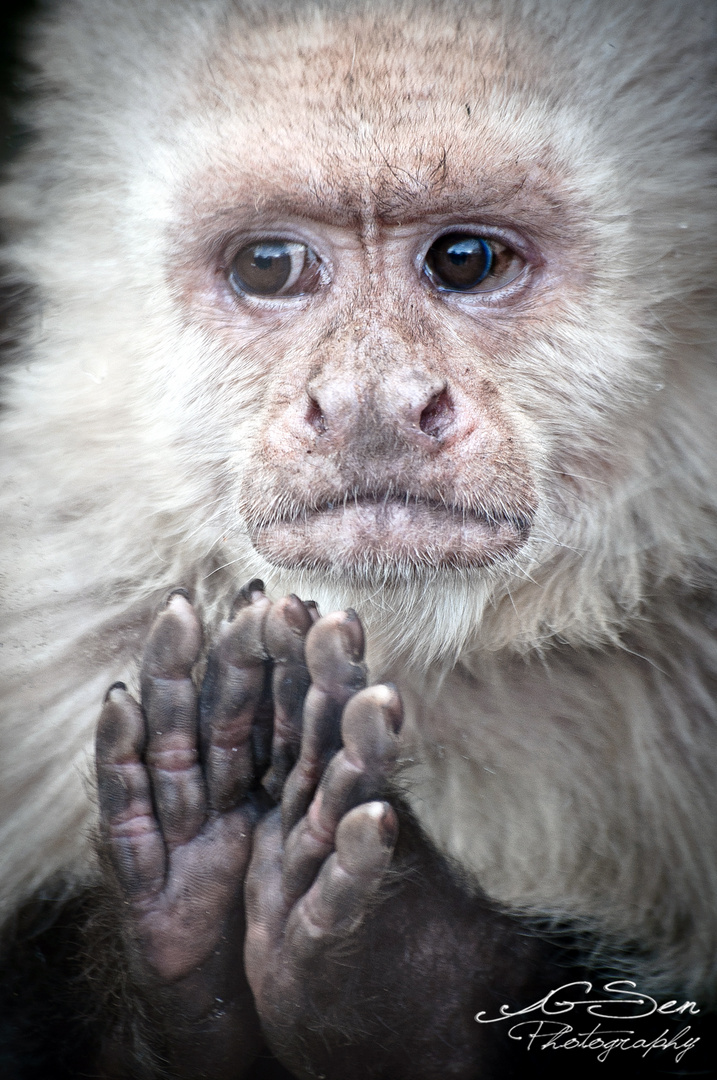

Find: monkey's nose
416;387;454;439
304;375;456;449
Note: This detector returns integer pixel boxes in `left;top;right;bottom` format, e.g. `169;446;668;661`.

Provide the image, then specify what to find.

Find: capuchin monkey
0;1;716;1077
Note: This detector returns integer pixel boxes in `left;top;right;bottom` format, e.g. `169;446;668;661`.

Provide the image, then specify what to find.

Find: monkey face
165;19;587;586
166;16;660;588
234;225;538;578
70;5;691;658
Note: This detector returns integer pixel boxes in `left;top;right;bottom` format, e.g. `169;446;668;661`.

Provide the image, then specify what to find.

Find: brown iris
230;240;320;296
424;233;523;293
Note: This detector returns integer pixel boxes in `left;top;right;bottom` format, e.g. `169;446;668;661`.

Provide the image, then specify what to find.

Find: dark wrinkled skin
94;584;600;1079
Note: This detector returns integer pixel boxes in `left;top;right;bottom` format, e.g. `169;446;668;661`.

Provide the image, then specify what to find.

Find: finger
281;685;403;901
340;682;403;773
199;580;271;811
96;684;166;898
141;591;205;847
232;580;275;780
281;609;366;837
243;809;290;1000
261;595;314;802
284;802;398;961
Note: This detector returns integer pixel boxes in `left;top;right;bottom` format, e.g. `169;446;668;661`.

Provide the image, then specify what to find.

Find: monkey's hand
95;585;308;1080
245;610;568;1080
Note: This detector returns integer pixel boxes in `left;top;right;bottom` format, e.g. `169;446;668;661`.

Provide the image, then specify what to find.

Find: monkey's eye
424;233;523;293
229;240;321;297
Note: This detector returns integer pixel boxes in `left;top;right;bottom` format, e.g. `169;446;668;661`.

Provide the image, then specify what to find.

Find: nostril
419;388;453;439
306;396;326;435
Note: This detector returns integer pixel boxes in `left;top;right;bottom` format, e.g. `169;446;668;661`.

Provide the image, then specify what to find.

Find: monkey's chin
250;500;531;576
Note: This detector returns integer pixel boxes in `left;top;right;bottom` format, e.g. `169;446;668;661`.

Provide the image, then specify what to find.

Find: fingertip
164;590;200;633
284;594;315;634
340;685;403;763
337;800;398;850
339;609;365;659
379;683;403;735
104;681;128;703
266;593;313;639
97;685;145;761
330;801;398;882
230;579;266;617
356;800;399;845
144;590;202;676
166;586;192;605
303;600;320;623
376;801;399;848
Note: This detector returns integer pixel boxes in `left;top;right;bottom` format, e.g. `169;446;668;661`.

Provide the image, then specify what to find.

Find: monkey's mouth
250;496;532;572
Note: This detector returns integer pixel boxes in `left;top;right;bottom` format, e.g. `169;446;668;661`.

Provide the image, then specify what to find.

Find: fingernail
283;594;314;634
381;683;403;735
104;681;127;702
303;600;320;623
340;610;364;659
230;578;266;616
378;803;398;848
166;587;192;606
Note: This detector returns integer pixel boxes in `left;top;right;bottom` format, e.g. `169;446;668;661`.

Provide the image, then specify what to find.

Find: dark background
0;0;41;165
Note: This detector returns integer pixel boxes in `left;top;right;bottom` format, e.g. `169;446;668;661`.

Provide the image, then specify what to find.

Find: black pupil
232;242;293;294
426;234;493;290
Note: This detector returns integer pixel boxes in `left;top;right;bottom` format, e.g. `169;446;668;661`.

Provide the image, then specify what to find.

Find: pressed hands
95;583;567;1080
